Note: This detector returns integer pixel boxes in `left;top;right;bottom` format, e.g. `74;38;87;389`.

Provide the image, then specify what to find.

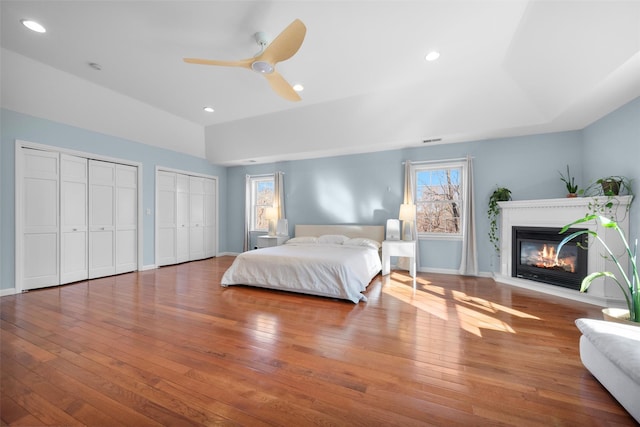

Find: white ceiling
2;1;639;165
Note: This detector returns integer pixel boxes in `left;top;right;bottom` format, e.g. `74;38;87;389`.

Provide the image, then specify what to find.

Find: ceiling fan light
293;84;304;92
21;19;46;33
425;51;440;61
251;61;274;74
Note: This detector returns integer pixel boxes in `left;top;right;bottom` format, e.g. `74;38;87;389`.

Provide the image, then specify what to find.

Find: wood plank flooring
1;256;636;426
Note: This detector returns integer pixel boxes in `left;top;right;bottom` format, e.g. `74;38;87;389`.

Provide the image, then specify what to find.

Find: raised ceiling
2;1;639;165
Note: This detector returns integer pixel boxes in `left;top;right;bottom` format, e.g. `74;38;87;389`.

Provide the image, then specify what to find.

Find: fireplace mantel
495;196;632;306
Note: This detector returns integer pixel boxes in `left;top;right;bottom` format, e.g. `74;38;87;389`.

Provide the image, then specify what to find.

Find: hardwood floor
1;256;636;426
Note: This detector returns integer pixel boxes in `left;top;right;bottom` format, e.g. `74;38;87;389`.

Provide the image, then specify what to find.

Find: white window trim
248;174;275;232
412;160;467;241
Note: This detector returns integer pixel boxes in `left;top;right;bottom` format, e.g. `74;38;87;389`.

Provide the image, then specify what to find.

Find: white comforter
221;243;382;303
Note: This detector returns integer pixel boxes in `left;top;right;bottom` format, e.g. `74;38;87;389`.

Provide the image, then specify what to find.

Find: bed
221;225;384;303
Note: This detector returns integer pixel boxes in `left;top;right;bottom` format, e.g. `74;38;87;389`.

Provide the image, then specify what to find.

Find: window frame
412;160;466;241
249;174;275;232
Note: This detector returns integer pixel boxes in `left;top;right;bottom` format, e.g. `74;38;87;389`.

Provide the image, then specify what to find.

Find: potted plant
558;214;638;324
596;176;632;196
579;176;633;222
488;187;512;253
558;164;579;197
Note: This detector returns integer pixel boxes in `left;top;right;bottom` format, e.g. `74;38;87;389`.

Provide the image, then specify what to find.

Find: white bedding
221;242;382;303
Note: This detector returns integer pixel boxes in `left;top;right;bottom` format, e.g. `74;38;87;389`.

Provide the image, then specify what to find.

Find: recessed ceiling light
203;106;215;113
293;83;304;92
425;51;440;61
21;19;46;33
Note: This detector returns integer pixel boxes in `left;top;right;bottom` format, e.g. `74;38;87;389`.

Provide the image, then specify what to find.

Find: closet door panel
116;165;137;273
22;149;59;289
89;160;116;279
204;178;217;258
157;171;177;266
60;154;88;284
176;174;190;263
189;176;205;260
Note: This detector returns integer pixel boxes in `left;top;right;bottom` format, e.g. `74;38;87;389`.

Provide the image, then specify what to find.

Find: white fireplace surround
495;196;633;307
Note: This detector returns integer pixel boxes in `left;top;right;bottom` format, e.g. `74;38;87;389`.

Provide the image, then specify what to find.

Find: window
413;161;465;238
249;175;274;231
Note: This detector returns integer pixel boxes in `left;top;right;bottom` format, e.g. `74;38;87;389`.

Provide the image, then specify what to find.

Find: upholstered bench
575;318;640;422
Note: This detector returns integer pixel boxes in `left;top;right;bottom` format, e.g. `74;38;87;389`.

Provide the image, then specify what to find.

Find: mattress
221;242;382;303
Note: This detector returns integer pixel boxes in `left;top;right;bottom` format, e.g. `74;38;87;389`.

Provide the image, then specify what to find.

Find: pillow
343;237;381;250
317;234;350;244
286;236;318;244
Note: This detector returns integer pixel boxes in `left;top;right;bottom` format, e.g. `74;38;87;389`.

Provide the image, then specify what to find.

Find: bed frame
294;224;384;243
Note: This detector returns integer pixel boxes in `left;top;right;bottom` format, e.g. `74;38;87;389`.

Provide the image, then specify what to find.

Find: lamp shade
399;203;416;221
265;207;278;220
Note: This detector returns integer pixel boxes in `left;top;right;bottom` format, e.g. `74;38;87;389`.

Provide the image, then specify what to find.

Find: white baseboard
417;266;460;275
1;288;17;297
218;252;239;256
140;264;158;271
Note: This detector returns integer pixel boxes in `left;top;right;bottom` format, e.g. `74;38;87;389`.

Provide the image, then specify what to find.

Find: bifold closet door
189;176;205;261
204;178;217;258
157;171;177;266
21;149;60;290
89;160;116;279
176;174;190;263
116;164;137;273
60;154;89;284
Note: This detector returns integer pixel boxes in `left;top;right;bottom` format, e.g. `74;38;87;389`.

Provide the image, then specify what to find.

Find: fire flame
536;244;575;273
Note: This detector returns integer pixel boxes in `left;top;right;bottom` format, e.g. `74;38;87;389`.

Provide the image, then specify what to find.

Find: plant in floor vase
488;187;512;254
558;214;639;323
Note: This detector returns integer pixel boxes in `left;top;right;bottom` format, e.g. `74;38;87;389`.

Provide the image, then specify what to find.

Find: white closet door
157;171;177;266
189;176;205;261
89;160;116;279
21;149;60;290
60;154;88;284
116;164;137;274
204;178;217;258
176;174;190;263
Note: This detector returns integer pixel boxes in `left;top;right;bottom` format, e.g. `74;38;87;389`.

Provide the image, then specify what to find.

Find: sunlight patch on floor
451;290;540;319
451;290;540;337
382;274;449;320
382;274;541;337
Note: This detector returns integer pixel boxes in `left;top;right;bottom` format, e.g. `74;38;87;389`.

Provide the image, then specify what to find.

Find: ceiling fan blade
259;19;306;65
264;71;301;102
183;57;252;70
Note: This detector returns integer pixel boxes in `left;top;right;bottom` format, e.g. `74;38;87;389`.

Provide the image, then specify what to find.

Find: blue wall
1;109;227;290
226;131;584;272
2;97;637;290
582;96;640;248
225;97;637;274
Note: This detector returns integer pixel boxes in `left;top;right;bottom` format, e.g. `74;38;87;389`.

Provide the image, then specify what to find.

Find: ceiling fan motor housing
251;60;274;74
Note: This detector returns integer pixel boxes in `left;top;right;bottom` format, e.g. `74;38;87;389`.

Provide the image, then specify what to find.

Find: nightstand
382;240;416;278
257;235;289;249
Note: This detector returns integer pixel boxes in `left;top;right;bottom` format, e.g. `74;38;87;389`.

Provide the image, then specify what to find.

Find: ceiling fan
184;19;306;102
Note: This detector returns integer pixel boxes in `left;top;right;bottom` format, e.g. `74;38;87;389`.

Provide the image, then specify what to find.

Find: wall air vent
422;138;442;144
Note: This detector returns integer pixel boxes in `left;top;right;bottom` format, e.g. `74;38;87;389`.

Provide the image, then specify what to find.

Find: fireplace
512;226;588;290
